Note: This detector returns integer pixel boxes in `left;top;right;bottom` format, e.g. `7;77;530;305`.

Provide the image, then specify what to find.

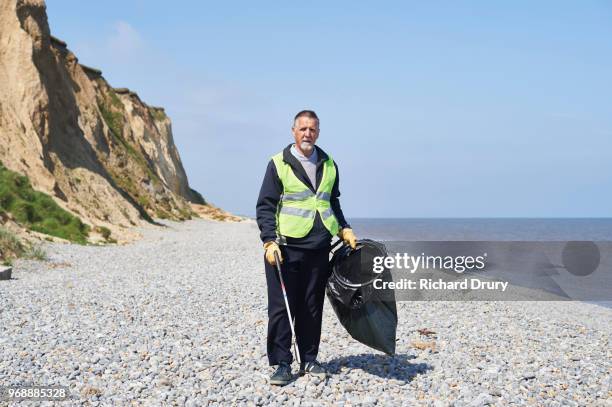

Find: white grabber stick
274;251;301;366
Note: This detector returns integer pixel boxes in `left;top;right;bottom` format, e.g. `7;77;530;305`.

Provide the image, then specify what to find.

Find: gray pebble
1;219;609;406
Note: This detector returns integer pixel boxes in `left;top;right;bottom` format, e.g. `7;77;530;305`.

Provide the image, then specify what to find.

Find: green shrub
155;209;170;219
0;189;16;209
98;97;125;140
108;89;124;109
25;244;47;261
0;226;23;259
0;227;47;264
13;201;39;224
0;162;89;244
95;226;112;240
13;175;28;188
151;109;166;122
41;218;60;230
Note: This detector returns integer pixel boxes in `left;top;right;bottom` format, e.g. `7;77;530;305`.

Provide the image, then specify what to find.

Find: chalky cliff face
0;0;203;237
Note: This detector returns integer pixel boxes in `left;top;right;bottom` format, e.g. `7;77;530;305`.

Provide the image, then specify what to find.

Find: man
256;110;357;386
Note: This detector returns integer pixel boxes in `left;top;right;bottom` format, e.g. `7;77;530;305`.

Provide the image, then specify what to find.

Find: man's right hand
264;241;283;265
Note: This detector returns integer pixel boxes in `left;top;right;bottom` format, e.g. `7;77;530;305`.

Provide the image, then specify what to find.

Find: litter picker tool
273;251;301;365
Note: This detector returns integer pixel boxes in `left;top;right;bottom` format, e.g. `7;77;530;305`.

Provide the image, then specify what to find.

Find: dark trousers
265;245;330;366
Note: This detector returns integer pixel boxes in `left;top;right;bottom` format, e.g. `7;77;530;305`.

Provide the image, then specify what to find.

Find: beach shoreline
1;218;609;405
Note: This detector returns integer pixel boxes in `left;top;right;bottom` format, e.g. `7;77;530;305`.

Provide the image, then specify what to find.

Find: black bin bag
326;239;397;355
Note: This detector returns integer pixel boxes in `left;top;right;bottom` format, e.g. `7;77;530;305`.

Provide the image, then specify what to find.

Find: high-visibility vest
272;151;340;238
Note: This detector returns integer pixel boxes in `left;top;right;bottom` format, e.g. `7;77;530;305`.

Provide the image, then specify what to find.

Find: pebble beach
1;219;610;406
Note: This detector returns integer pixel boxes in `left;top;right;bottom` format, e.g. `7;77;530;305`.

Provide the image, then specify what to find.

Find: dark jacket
256;144;350;249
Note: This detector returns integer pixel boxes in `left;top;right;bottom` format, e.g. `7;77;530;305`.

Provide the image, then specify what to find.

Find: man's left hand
338;228;357;249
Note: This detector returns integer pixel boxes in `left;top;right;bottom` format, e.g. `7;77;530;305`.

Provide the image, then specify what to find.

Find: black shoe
299;360;328;379
270;361;292;386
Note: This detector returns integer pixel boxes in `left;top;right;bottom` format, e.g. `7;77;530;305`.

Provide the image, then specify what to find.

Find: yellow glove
264;241;283;265
338;228;357;249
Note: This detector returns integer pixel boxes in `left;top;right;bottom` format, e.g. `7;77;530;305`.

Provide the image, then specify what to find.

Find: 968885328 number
0;386;70;401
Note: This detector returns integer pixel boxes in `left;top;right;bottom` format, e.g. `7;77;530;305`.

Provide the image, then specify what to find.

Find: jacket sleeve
256;159;283;244
331;162;350;230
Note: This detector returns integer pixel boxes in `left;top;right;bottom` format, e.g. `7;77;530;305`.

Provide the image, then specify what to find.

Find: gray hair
292;110;319;128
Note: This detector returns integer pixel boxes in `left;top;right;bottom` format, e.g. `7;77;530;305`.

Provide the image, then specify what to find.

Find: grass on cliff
97;93;181;223
0;163;89;244
98;95;163;188
151;108;166;122
97;90;194;222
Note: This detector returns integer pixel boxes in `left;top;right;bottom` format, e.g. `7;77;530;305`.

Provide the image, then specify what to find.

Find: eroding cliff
0;0;205;241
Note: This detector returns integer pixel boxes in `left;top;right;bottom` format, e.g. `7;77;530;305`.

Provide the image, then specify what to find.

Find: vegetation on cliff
0;227;46;266
96;89;191;222
0;162;89;244
0;0;234;248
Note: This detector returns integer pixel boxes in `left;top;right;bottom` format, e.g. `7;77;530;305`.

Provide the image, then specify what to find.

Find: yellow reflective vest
272;151;340;238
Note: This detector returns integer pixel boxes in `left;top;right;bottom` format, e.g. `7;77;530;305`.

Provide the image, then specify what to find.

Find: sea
348;218;612;242
348;218;612;308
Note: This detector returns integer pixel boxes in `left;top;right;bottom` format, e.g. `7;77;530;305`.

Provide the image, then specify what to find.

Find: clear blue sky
46;1;612;218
